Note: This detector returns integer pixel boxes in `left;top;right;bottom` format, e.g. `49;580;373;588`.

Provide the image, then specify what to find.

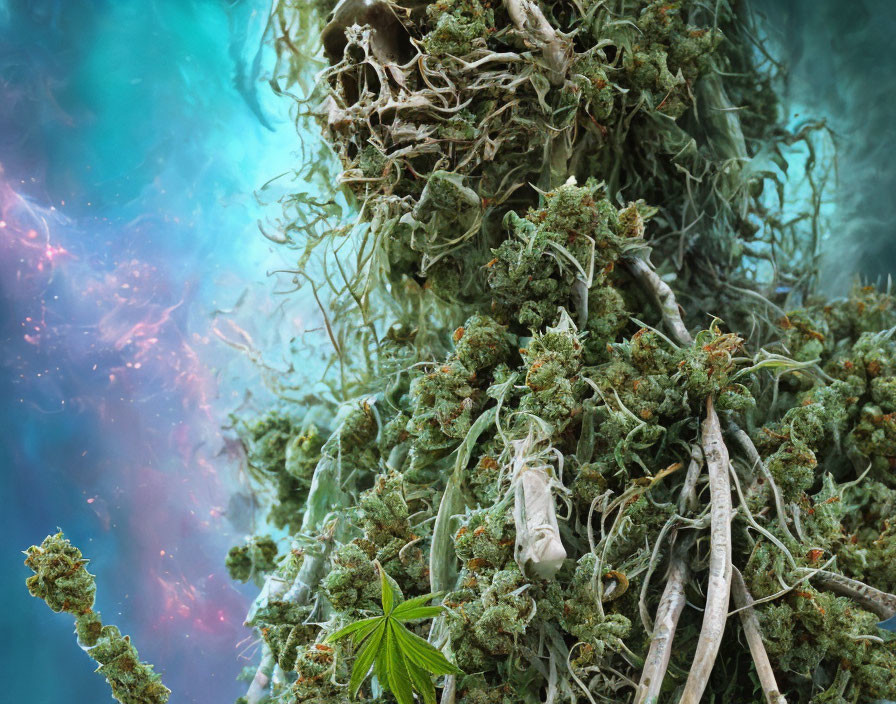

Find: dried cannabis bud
24;532;170;704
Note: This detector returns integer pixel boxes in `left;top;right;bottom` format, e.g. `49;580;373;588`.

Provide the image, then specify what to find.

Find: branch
634;537;691;704
678;443;704;515
244;403;370;703
246;529;339;704
246;646;275;704
680;397;733;704
624;257;693;347
439;675;457;704
731;567;787;704
635;446;703;703
800;569;896;621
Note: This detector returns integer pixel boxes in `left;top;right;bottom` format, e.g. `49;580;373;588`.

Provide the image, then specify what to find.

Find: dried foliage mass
26;1;896;703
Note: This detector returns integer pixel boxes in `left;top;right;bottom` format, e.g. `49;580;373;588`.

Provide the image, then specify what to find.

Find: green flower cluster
24;533;170;704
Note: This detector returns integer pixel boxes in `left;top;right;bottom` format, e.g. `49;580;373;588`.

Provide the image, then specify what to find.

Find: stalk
731;567;787;704
636;443;702;703
244;405;364;702
634;537;691;704
679;397;733;704
624;257;693;347
801;569;896;621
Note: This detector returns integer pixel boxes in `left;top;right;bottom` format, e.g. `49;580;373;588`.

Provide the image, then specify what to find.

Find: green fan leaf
403;652;438;704
384;622;415;704
391;592;444;617
349;621;386;697
326;615;382;644
350;616;387;646
392;605;445;622
329;566;463;703
379;561;396;613
392;621;464;675
373;641;390;693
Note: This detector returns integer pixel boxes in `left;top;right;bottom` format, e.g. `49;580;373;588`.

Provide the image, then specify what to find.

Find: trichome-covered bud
625;0;723;117
454;503;516;574
225;535;279;584
24;532;170;704
24;531;96;614
76;610;104;648
423;0;495;57
91;625;171;704
518;313;584;434
322;542;381;613
488;180;643;330
250;600;317;671
561;553;631;655
453;314;512;371
672;321;745;400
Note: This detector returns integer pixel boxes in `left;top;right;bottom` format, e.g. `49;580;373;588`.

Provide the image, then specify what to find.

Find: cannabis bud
25;532;170;704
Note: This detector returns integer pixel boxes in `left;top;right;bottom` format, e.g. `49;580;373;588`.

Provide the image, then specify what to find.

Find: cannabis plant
25;1;896;703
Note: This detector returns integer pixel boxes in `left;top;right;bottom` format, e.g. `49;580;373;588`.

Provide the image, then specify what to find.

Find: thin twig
731;567;787;704
680;397;732;704
727;422;797;544
624;257;693;346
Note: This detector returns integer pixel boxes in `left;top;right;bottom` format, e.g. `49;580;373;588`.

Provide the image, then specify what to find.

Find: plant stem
624;257;693;347
246;645;275;704
678;444;703;515
679;397;732;704
731;567;787;704
636;444;703;703
801;569;896;620
634;537;691;704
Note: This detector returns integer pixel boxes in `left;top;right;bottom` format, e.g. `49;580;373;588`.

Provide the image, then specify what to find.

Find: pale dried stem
731;567;787;704
246;646;275;704
246;545;335;704
439;675;457;704
678;443;703;514
245;437;345;704
802;569;896;620
635;445;703;703
634;538;691;704
624;257;693;347
679;397;732;704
